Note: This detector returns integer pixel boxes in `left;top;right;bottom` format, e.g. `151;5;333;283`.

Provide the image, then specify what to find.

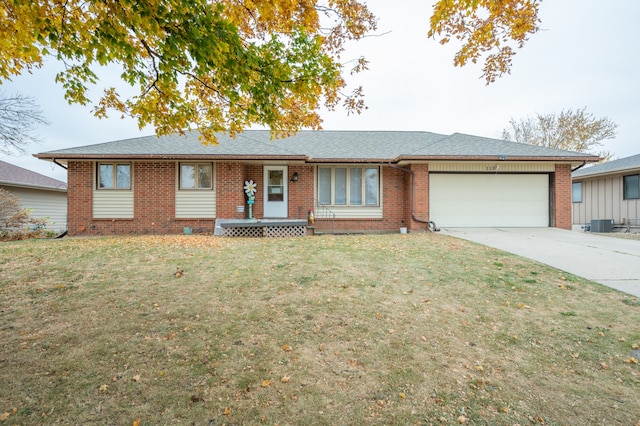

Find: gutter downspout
53;159;68;170
388;163;439;232
571;161;587;173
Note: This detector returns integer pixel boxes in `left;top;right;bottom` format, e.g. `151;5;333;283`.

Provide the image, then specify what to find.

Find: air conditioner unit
590;219;613;233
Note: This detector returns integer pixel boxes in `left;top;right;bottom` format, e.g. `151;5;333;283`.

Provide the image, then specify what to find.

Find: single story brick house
35;130;598;236
0;160;68;232
572;153;640;231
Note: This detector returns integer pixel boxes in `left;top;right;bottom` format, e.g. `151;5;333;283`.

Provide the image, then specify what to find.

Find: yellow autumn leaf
262;379;271;387
99;384;108;392
282;344;292;352
132;420;140;426
281;375;291;383
0;412;10;421
399;392;406;399
133;374;141;382
223;407;232;416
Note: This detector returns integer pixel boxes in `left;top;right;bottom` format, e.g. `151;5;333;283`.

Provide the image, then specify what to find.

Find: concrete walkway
440;228;640;298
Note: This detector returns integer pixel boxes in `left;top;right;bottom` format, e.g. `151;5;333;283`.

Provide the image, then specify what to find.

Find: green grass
1;234;639;425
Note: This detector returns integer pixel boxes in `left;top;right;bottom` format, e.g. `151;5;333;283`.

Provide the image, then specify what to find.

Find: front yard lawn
1;234;639;424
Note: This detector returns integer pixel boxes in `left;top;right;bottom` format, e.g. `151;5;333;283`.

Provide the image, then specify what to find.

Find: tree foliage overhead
0;0;376;143
429;0;541;84
0;93;48;155
501;107;618;160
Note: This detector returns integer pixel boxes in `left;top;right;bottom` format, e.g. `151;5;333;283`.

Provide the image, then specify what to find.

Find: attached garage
429;174;549;227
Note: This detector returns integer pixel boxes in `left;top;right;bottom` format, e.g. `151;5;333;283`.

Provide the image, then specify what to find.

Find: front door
263;166;288;218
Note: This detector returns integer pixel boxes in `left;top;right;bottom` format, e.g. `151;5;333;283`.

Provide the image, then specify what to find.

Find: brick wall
288;165;315;220
68;161;213;236
554;164;572;230
407;164;430;232
133;162;174;234
66;160;573;235
67;161;93;236
216;162;247;219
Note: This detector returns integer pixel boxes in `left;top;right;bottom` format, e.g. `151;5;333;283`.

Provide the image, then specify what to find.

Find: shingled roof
0;160;67;191
572;153;640;178
35;130;599;163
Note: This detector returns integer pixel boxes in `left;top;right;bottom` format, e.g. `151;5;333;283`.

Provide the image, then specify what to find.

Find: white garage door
429;174;549;227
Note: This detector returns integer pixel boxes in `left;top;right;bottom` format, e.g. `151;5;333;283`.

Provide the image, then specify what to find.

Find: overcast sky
3;0;639;182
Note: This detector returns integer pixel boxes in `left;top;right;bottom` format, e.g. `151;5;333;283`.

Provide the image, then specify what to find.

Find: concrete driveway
440;228;640;298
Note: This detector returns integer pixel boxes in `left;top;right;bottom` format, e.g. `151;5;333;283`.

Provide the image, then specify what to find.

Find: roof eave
0;181;67;192
35;153;309;161
395;155;601;163
573;165;640;180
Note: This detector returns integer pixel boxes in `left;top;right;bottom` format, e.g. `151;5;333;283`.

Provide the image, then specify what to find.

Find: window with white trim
179;163;213;190
318;166;379;206
97;163;131;189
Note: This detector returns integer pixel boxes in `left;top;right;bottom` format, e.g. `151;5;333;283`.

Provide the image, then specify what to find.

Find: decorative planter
183;227;193;235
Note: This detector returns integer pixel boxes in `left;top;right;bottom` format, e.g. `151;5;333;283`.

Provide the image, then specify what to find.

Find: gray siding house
572;154;640;231
0;160;68;232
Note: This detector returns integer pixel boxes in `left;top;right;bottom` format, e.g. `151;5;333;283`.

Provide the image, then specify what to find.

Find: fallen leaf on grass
133;374;141;382
281;375;291;383
282;344;292;352
262;379;271;387
223;407;232;416
0;412;10;421
132;420;140;426
99;384;108;393
624;357;638;364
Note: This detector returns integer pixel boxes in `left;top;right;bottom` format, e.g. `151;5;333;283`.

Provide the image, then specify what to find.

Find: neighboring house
34;130;598;236
572;153;640;229
0;160;68;232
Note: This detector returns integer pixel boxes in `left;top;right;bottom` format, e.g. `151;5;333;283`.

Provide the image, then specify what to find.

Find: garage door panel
429;174;549;227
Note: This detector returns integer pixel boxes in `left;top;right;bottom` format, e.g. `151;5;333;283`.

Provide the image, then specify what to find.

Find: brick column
408;164;429;231
66;161;93;236
134;162;175;234
554;164;572;230
216;162;246;219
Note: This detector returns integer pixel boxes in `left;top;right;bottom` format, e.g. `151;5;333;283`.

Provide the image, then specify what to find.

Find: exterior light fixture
290;172;299;182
